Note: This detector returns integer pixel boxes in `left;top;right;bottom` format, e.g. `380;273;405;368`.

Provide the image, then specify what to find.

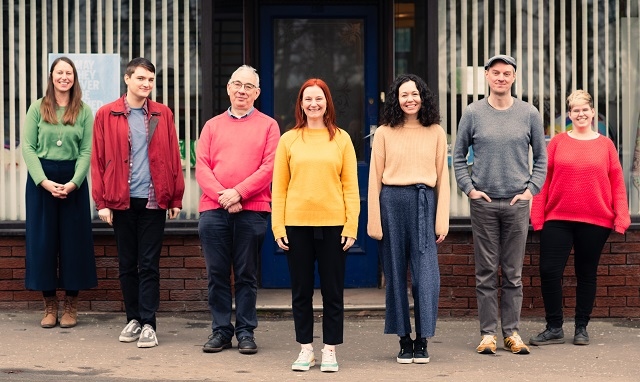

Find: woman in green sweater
22;57;97;329
272;78;360;373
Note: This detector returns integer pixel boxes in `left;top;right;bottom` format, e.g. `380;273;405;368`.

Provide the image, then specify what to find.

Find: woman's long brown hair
40;57;83;125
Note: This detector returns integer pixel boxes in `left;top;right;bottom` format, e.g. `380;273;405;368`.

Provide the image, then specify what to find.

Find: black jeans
112;198;167;330
539;220;611;328
285;226;346;345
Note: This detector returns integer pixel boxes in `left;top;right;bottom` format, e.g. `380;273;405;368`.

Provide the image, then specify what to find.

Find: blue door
259;5;379;288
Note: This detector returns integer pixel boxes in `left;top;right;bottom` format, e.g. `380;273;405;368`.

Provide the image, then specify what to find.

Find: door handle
363;125;377;146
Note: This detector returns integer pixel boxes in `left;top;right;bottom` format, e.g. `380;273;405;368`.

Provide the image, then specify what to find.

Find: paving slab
1;311;639;382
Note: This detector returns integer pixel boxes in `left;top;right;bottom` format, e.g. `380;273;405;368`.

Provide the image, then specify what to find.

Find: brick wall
0;233;209;313
438;230;640;318
1;228;639;318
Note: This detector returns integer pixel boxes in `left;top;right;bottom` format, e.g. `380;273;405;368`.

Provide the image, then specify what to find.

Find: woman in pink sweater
529;90;630;347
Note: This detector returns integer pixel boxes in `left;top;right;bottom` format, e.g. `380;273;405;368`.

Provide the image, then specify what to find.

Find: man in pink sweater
196;65;280;355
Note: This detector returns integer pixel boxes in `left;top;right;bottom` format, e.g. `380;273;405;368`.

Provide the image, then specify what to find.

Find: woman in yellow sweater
272;78;360;373
368;74;450;364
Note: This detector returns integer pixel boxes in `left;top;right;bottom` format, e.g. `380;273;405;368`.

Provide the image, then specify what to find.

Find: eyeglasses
229;80;257;91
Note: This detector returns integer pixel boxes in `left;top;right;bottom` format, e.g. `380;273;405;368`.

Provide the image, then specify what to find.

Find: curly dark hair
380;74;441;128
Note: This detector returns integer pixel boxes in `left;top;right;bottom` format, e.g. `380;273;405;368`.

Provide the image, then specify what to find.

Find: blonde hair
566;89;593;109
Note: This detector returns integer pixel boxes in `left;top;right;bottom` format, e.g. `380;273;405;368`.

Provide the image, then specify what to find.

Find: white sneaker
292;348;315;371
119;319;142;342
320;349;339;372
137;324;159;348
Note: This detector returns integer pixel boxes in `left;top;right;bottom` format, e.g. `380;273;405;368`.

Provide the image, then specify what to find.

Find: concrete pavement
1;288;639;381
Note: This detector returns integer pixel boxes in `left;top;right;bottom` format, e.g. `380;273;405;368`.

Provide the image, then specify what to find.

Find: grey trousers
469;198;530;338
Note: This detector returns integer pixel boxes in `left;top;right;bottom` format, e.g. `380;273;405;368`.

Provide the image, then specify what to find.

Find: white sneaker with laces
292;348;315;371
119;319;142;343
137;324;159;348
320;349;339;372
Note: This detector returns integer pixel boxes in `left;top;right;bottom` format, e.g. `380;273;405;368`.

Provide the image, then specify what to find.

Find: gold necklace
55;103;67;147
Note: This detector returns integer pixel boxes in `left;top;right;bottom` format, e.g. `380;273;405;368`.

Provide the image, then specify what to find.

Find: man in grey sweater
453;54;547;356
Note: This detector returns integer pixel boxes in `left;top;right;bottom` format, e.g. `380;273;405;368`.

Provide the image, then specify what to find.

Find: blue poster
48;53;121;115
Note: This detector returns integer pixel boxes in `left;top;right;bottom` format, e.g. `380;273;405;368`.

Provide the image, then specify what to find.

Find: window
438;0;640;216
1;0;201;220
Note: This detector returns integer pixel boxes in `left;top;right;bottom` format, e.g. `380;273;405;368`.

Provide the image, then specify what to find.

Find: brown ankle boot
60;296;78;328
41;296;58;328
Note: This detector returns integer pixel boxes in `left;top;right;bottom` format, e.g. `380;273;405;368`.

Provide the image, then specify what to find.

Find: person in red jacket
91;57;185;349
529;90;630;347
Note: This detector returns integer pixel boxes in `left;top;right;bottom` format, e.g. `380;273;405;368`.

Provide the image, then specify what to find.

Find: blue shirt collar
227;106;254;119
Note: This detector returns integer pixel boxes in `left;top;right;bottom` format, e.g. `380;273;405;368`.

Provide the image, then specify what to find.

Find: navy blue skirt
25;159;97;291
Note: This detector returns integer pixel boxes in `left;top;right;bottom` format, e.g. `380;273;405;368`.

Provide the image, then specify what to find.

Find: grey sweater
453;97;547;199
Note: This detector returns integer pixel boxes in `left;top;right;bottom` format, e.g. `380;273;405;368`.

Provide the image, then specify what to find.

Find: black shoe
573;326;589;345
413;337;430;364
529;327;565;346
203;332;232;353
238;336;258;354
397;336;413;364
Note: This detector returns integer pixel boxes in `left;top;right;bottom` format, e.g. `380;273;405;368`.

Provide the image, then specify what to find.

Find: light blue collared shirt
227;106;255;119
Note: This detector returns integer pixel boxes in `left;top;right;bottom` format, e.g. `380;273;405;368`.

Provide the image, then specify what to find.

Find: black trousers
112;198;166;330
285;226;346;345
539;220;611;328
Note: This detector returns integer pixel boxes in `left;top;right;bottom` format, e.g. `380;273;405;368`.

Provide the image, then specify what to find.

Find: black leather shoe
237;336;258;354
203;332;232;353
529;327;565;346
573;326;590;345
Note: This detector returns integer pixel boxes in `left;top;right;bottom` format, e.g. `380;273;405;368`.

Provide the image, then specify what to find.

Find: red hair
292;78;339;140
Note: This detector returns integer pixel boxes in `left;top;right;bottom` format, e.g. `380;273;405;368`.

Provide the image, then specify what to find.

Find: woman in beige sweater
368;74;450;364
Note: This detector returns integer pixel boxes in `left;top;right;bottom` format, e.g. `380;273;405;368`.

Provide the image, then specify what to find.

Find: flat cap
484;54;517;71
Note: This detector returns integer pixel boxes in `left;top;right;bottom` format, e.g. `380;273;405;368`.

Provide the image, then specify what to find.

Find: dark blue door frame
259;5;379;288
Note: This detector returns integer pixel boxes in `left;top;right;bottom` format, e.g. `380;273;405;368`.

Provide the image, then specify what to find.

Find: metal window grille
1;0;201;220
439;0;640;216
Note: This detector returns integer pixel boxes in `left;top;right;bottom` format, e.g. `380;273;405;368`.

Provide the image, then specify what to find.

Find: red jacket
91;95;185;211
